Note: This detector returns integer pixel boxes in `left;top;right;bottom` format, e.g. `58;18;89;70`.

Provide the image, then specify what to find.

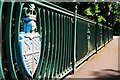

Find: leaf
85;7;94;16
95;4;100;13
98;16;106;23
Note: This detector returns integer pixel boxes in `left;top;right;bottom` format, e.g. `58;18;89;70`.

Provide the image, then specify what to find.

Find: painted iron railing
0;1;113;80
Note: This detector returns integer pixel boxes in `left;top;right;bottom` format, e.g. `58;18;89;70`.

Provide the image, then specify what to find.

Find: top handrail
25;0;113;29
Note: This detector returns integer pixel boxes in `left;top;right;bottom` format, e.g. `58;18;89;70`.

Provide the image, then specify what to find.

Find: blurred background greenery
52;2;120;35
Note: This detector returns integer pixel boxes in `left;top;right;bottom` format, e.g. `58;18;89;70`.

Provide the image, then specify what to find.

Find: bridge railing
0;1;113;80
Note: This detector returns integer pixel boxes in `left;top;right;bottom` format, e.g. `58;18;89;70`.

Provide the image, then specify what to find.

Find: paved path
65;36;120;79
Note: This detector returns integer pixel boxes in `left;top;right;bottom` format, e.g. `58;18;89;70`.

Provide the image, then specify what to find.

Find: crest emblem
19;3;41;77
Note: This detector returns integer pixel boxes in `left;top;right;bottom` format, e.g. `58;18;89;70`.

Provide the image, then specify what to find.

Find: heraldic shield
18;3;41;78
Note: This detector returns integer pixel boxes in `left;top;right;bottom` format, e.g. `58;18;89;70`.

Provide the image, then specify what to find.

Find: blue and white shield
19;32;41;77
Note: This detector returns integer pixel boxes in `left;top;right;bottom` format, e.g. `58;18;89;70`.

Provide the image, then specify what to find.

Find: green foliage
95;4;100;13
53;2;120;35
85;7;94;16
85;3;105;23
98;15;106;23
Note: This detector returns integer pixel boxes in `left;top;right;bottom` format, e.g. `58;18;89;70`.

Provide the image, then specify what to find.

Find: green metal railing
0;1;5;80
1;1;113;80
76;19;113;67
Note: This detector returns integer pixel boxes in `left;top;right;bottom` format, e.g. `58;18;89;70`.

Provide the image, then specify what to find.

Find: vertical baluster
61;15;65;74
51;12;57;78
55;14;60;78
66;16;70;69
45;11;54;79
71;18;74;69
35;9;46;78
100;26;102;45
61;15;65;75
102;26;104;46
40;10;50;79
69;17;72;68
58;14;63;77
103;27;105;46
68;17;70;68
14;3;30;79
66;16;68;71
67;16;70;70
36;8;41;34
5;2;18;79
70;17;73;68
34;7;42;79
64;15;67;72
64;16;66;71
0;1;5;79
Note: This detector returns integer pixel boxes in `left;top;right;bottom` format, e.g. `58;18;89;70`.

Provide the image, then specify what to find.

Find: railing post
95;14;98;53
102;26;105;47
72;3;78;74
108;28;110;43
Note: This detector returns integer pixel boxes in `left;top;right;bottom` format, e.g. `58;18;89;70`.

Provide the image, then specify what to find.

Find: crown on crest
23;3;37;21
